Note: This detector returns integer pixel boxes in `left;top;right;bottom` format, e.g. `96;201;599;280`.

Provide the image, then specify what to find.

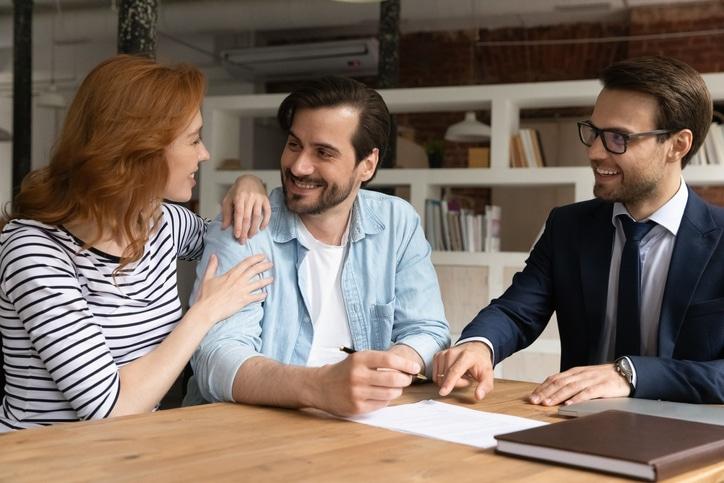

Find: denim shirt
187;188;450;404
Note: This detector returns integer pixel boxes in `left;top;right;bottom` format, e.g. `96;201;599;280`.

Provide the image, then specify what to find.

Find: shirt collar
295;213;351;248
269;188;384;244
611;177;688;236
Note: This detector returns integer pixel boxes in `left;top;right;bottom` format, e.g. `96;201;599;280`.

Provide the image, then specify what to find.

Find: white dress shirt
600;179;688;385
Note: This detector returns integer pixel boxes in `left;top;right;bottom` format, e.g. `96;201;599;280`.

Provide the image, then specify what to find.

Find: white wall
0;141;10;209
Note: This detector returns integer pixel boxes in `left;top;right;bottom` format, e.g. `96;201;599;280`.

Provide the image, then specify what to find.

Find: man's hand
312;351;420;417
529;363;632;406
221;175;271;244
433;342;494;400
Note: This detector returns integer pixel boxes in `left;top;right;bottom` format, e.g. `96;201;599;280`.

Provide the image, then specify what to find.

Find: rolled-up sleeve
391;208;451;375
190;219;266;402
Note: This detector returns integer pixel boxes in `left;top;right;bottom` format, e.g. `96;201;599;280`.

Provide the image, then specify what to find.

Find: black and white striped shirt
0;203;206;432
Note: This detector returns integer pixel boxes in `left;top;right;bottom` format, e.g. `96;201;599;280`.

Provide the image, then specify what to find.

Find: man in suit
434;56;724;405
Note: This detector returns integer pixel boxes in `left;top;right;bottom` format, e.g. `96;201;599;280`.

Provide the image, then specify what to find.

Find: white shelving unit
200;73;724;382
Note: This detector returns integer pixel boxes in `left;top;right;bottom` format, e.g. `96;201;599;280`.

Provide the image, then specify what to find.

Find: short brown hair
600;56;712;168
277;76;391;185
3;55;206;271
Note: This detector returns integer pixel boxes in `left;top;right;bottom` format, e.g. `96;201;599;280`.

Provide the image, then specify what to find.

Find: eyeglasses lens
579;123;626;154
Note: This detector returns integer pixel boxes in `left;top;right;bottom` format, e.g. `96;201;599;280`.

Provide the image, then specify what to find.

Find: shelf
683;165;724;185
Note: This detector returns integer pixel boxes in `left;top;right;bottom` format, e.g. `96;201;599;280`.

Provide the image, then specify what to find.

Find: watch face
616;357;633;383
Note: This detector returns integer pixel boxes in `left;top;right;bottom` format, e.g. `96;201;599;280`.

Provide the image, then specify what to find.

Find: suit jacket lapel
580;202;615;363
659;189;722;357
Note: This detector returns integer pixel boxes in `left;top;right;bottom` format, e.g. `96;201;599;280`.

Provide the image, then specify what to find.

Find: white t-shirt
296;219;352;367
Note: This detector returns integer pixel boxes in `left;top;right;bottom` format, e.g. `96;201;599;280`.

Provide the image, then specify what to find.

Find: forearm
630;357;724;403
110;304;213;416
231;356;321;409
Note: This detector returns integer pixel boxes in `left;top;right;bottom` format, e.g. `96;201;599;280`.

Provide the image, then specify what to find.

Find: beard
592;164;662;206
593;176;661;206
281;169;357;215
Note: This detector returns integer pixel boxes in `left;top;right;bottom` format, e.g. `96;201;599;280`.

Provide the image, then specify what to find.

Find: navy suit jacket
461;188;724;403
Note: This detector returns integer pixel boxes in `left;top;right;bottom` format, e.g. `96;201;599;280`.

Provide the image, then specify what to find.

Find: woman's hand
195;253;273;324
221;175;271;244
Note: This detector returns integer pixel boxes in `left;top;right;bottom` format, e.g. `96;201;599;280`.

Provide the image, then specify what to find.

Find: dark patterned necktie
615;215;656;358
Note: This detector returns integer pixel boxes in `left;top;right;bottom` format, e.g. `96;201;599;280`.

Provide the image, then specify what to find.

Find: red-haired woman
0;55;272;431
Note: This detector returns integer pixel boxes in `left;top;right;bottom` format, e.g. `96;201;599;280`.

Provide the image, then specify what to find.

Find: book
440;200;451;251
467;147;490;168
485;205;501;252
531;129;546;167
424;199;437;249
510;134;525;167
424;199;444;250
708;123;724;165
519;129;536;168
495;410;724;481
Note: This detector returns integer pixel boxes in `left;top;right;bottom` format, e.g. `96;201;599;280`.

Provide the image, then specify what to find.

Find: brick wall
473;22;629;84
400;30;477;87
628;1;724;71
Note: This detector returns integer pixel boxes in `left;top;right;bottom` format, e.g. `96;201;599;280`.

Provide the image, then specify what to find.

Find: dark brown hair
2;54;206;272
277;76;391;185
600;56;712;167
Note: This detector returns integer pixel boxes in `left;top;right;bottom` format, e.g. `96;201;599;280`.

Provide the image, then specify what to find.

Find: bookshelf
199;73;724;382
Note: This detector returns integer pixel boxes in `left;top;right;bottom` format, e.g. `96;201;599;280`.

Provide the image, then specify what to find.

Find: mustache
284;170;326;186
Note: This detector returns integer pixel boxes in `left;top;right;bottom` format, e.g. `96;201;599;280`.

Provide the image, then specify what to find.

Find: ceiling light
444;112;491;142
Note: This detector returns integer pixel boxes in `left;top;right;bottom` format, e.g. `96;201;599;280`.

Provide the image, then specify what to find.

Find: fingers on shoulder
232;253;270;274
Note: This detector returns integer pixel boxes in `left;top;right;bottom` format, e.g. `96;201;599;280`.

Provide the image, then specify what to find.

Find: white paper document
348;400;548;448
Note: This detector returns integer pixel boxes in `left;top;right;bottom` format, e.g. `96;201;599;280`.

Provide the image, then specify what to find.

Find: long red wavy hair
2;55;206;271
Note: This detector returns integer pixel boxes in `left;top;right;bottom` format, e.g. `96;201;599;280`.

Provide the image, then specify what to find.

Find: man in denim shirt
185;76;450;416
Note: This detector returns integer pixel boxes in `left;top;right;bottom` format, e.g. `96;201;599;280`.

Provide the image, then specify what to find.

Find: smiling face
588;88;685;218
280;106;377;217
163;110;209;202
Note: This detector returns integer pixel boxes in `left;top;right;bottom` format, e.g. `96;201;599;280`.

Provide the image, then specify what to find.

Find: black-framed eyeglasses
577;121;673;155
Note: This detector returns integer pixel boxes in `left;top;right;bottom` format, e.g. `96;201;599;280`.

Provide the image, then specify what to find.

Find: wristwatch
614;356;634;390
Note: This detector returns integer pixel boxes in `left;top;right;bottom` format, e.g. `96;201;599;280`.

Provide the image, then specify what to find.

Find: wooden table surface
0;379;722;482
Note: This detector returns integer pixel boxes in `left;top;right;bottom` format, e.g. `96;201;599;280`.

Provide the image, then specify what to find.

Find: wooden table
0;379;722;482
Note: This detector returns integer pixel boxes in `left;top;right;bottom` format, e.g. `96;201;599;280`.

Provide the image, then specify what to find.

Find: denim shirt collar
267;187;385;244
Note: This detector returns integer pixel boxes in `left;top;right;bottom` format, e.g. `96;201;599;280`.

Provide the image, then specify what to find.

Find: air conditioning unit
221;38;379;81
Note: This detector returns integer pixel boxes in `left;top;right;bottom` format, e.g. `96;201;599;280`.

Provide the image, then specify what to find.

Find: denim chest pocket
369;300;395;349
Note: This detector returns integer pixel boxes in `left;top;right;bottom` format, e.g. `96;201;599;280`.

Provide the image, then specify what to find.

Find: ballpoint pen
339;346;428;381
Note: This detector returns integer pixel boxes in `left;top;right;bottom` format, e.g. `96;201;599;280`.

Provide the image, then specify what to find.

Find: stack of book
689;122;724;166
424;199;501;252
510;128;546;168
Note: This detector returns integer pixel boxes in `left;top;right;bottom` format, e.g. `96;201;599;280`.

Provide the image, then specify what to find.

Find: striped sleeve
162;203;208;261
0;229;120;420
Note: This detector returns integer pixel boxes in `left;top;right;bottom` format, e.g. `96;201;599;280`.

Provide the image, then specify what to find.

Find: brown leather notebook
495;410;724;481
